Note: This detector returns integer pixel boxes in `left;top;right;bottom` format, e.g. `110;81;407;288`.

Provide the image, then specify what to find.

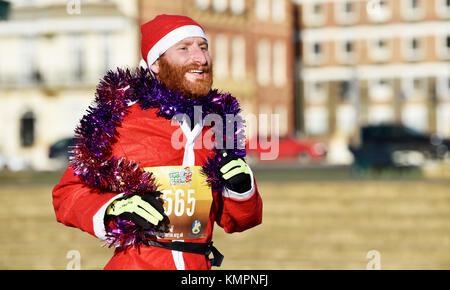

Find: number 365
162;189;195;217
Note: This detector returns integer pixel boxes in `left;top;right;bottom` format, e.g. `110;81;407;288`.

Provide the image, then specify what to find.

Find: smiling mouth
188;69;204;75
186;69;207;80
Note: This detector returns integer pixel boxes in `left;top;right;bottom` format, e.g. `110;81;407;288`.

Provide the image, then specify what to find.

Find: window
244;103;258;140
196;0;210;10
402;104;428;133
378;39;387;48
230;0;244;14
401;77;427;100
231;36;245;80
258;104;272;137
257;39;271;85
337;40;357;64
344;40;354;57
368;105;394;125
345;41;353;53
436;34;450;60
272;0;285;23
403;37;425;61
274;105;288;137
345;1;354;13
272;41;286;87
20;111;35;147
338;80;352;102
255;0;270;20
305;81;328;104
367;38;386;62
412;38;419;50
401;0;425;20
313;3;321;14
435;0;450;19
21;36;38;84
214;35;229;80
213;0;227;12
304;2;327;26
369;78;393;101
436;77;450;100
336;104;357;136
102;33;112;74
335;1;359;25
367;0;392;22
314;43;321;54
436;103;450;138
70;33;84;82
306;41;325;65
413;78;426;94
305;107;328;136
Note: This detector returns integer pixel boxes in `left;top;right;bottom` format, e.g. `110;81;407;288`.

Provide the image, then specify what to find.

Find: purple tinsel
69;67;246;248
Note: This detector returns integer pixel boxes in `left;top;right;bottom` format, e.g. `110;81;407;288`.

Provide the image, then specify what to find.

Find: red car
245;135;327;163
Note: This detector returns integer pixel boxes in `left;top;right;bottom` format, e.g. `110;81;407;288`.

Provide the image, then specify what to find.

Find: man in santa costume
52;14;263;270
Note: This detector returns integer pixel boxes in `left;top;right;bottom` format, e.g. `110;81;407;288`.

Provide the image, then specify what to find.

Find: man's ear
150;59;160;75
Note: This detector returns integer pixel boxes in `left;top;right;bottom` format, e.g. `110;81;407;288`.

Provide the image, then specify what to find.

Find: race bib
143;166;212;240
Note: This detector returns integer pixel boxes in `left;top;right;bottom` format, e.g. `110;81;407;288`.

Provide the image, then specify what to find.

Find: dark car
49;137;76;161
349;124;450;169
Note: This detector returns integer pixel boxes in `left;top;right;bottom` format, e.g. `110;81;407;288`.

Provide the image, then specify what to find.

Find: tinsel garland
69;67;246;249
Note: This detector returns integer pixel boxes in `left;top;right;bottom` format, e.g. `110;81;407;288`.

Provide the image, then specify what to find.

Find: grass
214;180;450;270
0;170;449;269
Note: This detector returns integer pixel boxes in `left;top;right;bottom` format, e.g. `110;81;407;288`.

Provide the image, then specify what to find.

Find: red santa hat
140;14;207;69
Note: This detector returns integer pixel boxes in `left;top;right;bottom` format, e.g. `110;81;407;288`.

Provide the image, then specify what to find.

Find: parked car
49;137;75;161
246;135;327;163
349;124;450;168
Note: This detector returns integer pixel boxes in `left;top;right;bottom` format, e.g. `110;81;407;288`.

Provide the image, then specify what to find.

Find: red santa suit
52;104;263;270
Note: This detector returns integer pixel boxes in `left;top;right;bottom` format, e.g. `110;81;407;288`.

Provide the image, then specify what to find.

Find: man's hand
218;150;252;193
106;194;165;230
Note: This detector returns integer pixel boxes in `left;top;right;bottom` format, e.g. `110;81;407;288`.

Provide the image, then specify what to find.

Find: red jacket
52;104;263;270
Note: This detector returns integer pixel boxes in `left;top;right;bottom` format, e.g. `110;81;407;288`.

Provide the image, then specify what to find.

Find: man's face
151;37;213;99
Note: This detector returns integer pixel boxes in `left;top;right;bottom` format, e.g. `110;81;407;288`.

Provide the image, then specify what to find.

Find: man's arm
214;151;263;233
217;171;263;233
52;167;122;240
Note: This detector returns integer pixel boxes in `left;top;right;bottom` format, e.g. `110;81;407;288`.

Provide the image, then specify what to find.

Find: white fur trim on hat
139;58;155;77
139;58;148;69
146;25;207;67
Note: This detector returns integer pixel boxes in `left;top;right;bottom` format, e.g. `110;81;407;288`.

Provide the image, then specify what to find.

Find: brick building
296;0;450;140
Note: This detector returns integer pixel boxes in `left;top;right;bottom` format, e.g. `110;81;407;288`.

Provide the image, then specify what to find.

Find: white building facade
0;0;138;170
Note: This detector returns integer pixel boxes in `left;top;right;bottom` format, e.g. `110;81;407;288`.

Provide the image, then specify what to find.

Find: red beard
157;56;213;99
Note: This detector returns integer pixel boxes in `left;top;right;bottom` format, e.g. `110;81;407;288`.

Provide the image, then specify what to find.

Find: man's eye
178;47;187;51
